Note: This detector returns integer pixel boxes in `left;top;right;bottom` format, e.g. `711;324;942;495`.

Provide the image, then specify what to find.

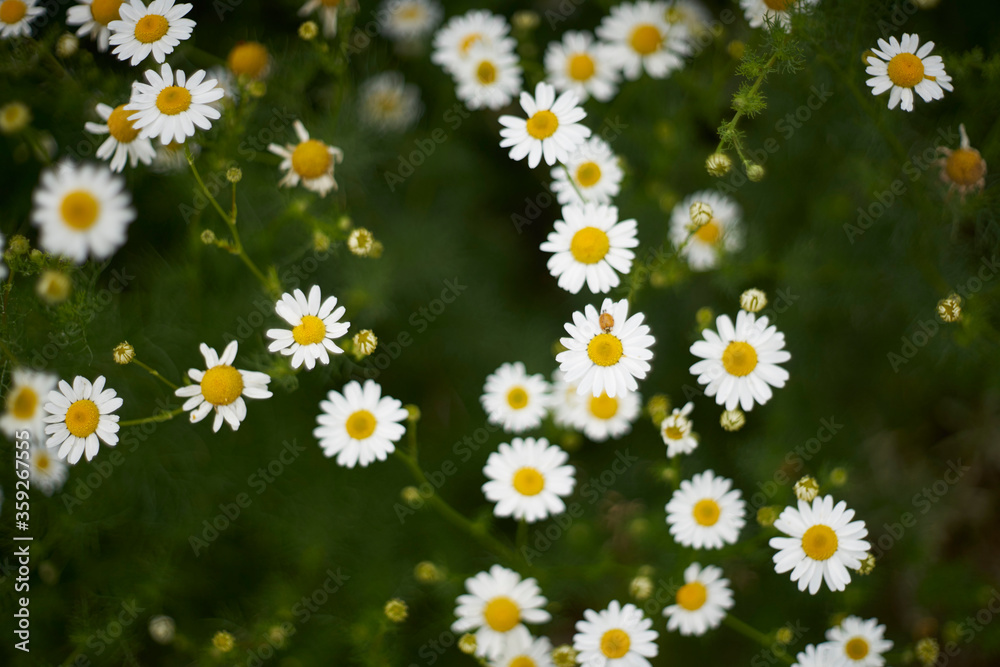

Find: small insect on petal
599;312;614;332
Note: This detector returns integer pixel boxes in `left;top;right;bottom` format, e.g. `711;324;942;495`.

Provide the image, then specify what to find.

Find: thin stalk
118;406;185;428
132;359;179;391
723;615;794;665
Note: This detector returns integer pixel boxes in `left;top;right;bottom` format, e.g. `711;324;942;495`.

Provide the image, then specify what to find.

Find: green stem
132;359;179;391
716;52;780;162
561;163;587;204
723;615;794;665
118;407;185;428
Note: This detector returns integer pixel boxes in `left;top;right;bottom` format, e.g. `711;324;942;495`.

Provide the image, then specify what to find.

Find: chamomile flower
268;121;344;197
540;203;637;295
937;123;986;198
597;1;691;81
491;633;554;667
359;71;422;132
481;362;550;433
482;437;576;523
380;0;442;42
660;401;697;457
31;161;135;264
739;0;820;30
669;190;743;271
663;563;734;636
666;469;746;549
0;0;43;39
29;446;68;496
313;380;408;468
125;63;224;145
299;0;356;38
573;600;659;667
549;370;582;429
769;495;870;594
108;0;195;65
689;310;790;412
174;341;273;433
455;43;523;111
226;40;270;80
823;616;893;667
1;369;58;439
544;31;620;103
67;0;124;51
85;102;156;172
865;33;952;112
571;388;640;442
556;298;655;398
550;137;624;207
43;376;122;464
265;285;350;370
452;565;551;660
793;644;839;667
499;82;591;169
432;9;515;76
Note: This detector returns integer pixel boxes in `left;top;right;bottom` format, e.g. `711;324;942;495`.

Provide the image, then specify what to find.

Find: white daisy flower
452;564;551;660
1;369;58;439
540;203;637;295
660;401;697;457
480;362;549;434
29;446;68;496
865;33;952;112
108;0;195;65
359;71;423;133
571;388;641;442
313;380;408;468
490;632;553;667
793;644;840;667
499;82;592;169
84;102;156;173
174;341;273;433
67;0;124;51
268;120;344;197
31;161;136;264
596;1;691;81
549;370;582;429
125;63;224;145
380;0;442;42
689;310;791;412
823;616;893;667
663;562;734;636
739;0;820;30
482;437;576;523
299;0;356;38
265;285;350;371
669;190;743;271
454;42;523;111
0;0;43;39
42;376;123;465
573;600;659;667
769;495;871;595
556;297;655;398
550;136;624;207
544;30;620;103
432;9;515;76
665;469;746;549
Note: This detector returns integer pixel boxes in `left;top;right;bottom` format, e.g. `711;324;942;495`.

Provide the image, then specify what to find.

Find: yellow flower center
35;450;51;470
845;637;870;660
512;466;545;496
291;139;331;179
459;32;481;53
568;53;595;81
483;596;520;632
629;24;661;55
506;386;528;409
91;0;123;25
134;14;169;43
575;161;602;188
763;0;793;10
570;226;610;264
887;52;925;88
0;0;26;24
722;341;758;377
664;425;684;440
10;386;38;419
398;5;421;20
693;498;721;526
200;365;244;406
345;409;376;440
60;191;100;230
107;104;140;143
589;393;619;419
509;657;537;667
65;399;101;438
587;333;623;367
600;629;631;659
694;219;721;244
526;110;559;140
227;41;270;79
801;524;839;561
476;60;497;84
292;315;327;346
945;148;985;186
676;581;708;611
155;86;192;115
